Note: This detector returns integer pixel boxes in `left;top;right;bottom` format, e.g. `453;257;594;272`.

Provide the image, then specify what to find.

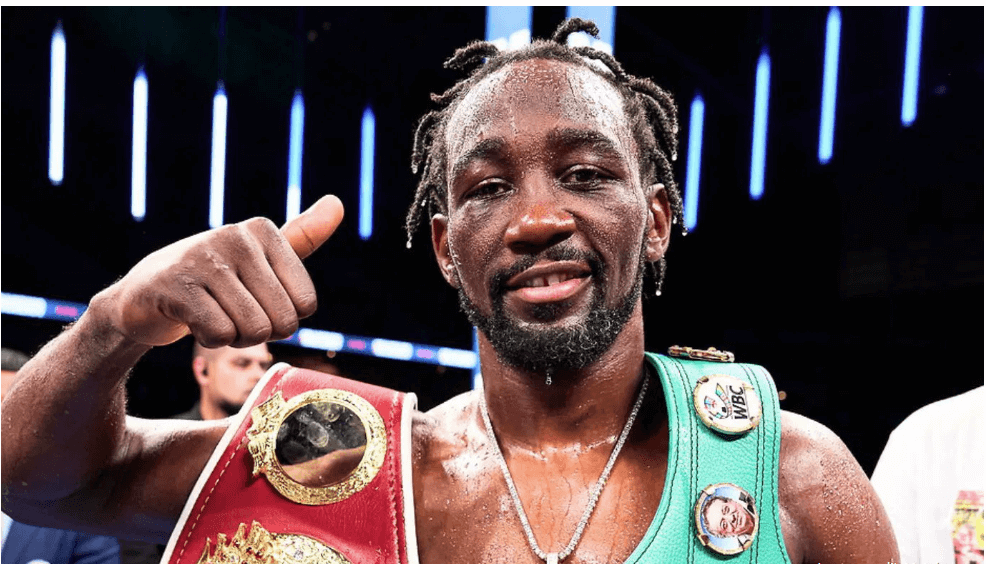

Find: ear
645;183;672;262
430;213;460;288
192;356;209;387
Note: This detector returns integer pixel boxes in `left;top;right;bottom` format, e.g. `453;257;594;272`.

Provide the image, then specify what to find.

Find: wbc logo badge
693;375;763;435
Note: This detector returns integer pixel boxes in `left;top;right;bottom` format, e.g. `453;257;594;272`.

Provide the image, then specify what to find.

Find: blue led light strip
749;50;771;201
132;68;149;220
472;327;482;390
359;106;375;240
209;83;228;229
286;90;305;221
901;6;923;127
684;94;705;231
818;7;841;165
0;292;479;370
49;23;66;186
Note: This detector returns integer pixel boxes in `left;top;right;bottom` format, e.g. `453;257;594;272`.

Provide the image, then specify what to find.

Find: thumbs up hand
95;195;344;348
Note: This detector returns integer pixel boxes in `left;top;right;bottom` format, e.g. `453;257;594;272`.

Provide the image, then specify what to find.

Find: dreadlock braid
405;18;687;292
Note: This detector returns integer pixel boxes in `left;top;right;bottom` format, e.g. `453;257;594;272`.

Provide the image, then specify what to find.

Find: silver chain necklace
479;375;649;564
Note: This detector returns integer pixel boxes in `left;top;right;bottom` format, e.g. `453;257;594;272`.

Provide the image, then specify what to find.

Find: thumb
281;195;345;259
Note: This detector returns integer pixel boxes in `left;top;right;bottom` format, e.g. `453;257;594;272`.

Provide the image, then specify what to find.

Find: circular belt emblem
695;483;759;555
247;386;387;505
693;374;762;435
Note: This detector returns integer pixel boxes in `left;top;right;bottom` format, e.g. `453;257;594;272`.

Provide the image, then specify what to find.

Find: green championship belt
625;348;791;564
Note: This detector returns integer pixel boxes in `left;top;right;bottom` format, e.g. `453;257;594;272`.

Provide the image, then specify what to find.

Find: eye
561;166;611;188
467;178;512;200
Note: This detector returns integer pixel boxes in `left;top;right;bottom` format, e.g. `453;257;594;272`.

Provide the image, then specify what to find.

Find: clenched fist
95;195;344;348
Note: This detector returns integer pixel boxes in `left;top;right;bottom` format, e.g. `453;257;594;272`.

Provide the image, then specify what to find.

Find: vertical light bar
131;68;148;221
485;6;532;49
901;6;924;127
684;95;705;231
209;82;228;229
565;6;616;53
472;327;482;390
818;7;841;165
286;90;305;221
359;105;375;240
49;23;66;185
750;50;771;201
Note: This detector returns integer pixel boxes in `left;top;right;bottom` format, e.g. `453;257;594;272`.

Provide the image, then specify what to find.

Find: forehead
216;344;269;361
444;58;633;165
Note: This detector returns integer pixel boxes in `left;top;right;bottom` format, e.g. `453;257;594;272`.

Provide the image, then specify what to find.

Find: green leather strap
624;353;791;564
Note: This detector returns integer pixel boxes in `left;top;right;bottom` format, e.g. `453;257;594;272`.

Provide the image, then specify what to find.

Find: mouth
504;262;592;304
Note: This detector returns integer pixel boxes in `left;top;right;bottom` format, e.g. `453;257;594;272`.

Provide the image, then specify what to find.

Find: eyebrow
450;137;508;183
545;128;624;159
451;127;626;177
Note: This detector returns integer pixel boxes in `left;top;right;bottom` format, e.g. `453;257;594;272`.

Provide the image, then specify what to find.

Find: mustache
489;246;605;299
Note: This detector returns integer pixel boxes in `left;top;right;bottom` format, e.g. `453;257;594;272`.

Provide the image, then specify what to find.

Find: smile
505;262;592;304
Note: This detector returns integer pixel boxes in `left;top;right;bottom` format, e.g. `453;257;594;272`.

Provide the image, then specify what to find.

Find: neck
478;308;650;451
199;397;232;421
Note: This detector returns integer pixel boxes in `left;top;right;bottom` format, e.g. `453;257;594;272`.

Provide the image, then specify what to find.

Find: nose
504;197;576;253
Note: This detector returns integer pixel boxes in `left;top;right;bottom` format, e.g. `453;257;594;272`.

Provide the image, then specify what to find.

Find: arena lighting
359;105;375;240
472;327;481;389
901;6;923;127
209;83;228;229
371;339;414;361
132;68;149;221
684;94;705;231
749;50;771;201
286;90;305;221
565;6;615;54
1;293;83;321
1;292;480;370
49;23;66;186
818;7;841;165
486;6;532;50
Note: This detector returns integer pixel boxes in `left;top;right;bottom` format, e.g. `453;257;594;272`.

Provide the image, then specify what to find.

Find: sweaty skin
1;60;897;564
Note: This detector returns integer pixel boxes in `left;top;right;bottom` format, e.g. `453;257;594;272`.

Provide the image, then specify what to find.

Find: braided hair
406;18;686;293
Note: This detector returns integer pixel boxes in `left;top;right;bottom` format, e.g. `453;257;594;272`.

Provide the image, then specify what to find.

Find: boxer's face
432;58;669;372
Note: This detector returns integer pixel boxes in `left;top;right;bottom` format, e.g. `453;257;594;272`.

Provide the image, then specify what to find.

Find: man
177;342;272;421
872;386;984;564
2;20;897;563
1;348;121;564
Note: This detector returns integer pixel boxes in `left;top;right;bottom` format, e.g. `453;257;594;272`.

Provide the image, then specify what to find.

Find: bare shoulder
778;410;898;564
410;391;496;525
412;390;483;461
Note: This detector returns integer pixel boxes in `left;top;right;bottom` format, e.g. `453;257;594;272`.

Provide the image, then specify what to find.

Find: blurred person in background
174;342;272;421
872;386;984;564
1;347;121;564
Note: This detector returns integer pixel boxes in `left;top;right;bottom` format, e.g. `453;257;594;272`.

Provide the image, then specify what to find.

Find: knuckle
269;325;298;343
240;317;273;344
197;326;236;349
270;312;300;341
295;292;318;318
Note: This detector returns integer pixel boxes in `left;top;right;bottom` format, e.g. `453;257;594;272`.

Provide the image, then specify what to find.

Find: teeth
524;273;574;288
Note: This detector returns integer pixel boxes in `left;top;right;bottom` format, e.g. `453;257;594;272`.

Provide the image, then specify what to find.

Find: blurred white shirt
871;386;984;564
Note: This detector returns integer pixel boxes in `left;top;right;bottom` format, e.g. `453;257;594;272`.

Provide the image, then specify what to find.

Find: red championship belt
161;363;419;564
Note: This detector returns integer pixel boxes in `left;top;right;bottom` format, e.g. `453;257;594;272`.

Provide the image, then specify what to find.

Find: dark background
2;7;982;475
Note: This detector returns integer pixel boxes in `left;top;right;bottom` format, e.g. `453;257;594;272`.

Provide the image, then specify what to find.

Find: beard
458;241;646;375
217;398;245;418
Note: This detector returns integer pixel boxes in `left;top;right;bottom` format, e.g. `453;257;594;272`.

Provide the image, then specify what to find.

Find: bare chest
413;449;666;564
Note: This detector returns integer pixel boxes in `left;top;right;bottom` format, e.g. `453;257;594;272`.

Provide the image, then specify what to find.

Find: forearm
1;290;151;504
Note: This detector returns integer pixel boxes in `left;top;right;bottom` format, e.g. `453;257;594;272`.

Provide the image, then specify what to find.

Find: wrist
81;288;155;359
